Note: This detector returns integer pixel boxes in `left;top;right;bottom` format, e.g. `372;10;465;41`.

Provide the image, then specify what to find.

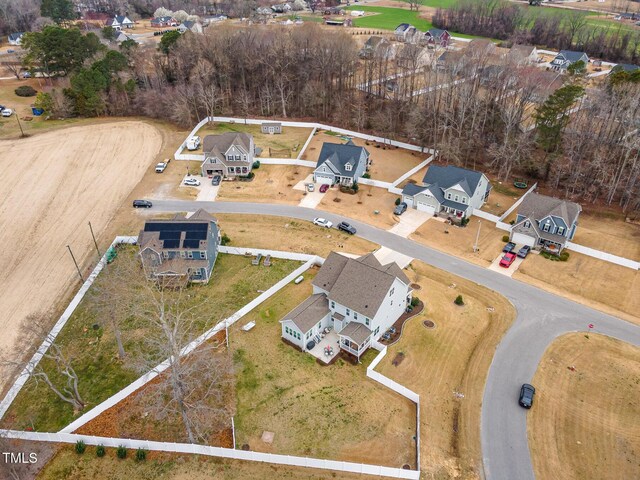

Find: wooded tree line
22;23;640;213
433;0;640;64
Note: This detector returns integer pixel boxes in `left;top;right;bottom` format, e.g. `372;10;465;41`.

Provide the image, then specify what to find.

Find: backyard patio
307;330;340;364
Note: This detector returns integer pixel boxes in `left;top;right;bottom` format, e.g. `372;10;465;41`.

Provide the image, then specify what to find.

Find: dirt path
0;121;162;391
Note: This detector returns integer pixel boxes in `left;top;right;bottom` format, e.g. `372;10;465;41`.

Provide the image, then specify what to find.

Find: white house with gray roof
280;252;412;361
401;165;491;219
313;140;370;187
510;192;581;253
201;132;254;179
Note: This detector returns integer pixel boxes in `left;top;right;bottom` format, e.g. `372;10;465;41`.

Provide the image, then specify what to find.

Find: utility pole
15;109;25;137
473;220;481;253
67;245;84;282
88;221;101;260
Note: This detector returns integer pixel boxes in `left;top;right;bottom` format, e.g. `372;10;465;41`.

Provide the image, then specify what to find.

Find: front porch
539;238;565;254
335;175;355;187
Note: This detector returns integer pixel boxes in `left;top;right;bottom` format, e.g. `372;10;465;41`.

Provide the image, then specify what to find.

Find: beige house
201;132;254;179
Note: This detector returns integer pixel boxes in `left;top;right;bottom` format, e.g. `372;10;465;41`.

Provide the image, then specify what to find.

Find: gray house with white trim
201;132;254;179
510;193;581;253
401;165;491;219
138;209;220;284
550;50;589;71
280;252;412;361
313;140;370;187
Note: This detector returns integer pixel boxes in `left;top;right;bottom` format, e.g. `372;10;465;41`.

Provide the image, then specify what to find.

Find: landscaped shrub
461;217;469;227
352;182;359;193
410;297;420;307
116;446;127;459
362;172;371;179
75;440;86;454
454;295;464;306
96;445;105;457
15;85;37;97
395;198;402;206
135;448;147;461
252;160;261;169
559;251;570;261
502;235;510;242
221;233;231;246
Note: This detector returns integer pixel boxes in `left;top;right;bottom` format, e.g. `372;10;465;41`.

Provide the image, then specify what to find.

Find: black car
394;202;408;215
212;175;221;186
519;383;535;409
517;245;531;258
503;242;516;253
337;222;357;235
133;200;152;208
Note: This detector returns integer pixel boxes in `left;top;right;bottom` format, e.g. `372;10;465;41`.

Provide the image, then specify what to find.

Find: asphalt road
151;199;640;480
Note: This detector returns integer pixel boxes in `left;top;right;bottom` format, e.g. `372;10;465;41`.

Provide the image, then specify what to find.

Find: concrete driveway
295;175;327;209
188;176;220;202
488;251;524;277
388;208;432;238
148;200;640;480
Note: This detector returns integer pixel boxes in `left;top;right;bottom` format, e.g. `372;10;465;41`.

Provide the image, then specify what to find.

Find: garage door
403;196;414;207
314;175;333;185
416;201;436;215
511;232;535;247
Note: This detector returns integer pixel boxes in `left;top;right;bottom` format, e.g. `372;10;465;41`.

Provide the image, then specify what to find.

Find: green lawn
1;251;301;433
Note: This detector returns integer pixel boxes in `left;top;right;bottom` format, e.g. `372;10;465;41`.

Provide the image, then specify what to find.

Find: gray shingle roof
312;252;410;319
426;28;446;38
517;192;581;226
203;132;252;166
556;50;588;64
281;294;329;333
422;165;484;195
339;322;372;345
315;142;369;178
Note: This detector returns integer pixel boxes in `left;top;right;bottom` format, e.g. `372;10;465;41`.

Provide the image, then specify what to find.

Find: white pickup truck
155;161;169;173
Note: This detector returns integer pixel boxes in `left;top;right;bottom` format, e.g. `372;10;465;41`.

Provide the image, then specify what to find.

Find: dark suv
519;383;535;409
337;222;357;235
503;242;516;253
394;202;408;215
133;200;152;208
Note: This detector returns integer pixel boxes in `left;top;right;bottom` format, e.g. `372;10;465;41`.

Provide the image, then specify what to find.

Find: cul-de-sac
0;1;639;479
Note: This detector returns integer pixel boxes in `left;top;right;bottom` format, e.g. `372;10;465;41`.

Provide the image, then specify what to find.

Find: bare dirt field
0;121;163;393
529;333;640;480
194;122;312;158
302;131;426;182
572;214;640;261
411;218;506;266
378;261;515;478
215;214;378;257
216;165;311;204
317;184;399;229
515;252;640;325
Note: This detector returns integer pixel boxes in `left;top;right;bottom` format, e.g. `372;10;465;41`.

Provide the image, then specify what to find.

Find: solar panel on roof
185;230;207;240
162;239;180;248
159;231;181;240
183;239;202;249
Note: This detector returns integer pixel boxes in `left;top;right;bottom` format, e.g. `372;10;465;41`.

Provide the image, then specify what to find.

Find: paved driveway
148;200;640;480
488;252;524;277
388;209;432;238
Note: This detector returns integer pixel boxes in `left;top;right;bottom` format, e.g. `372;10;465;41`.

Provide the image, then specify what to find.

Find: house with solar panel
280;252;412;362
137;209;220;285
312;140;370;187
201;132;255;179
401;165;491;219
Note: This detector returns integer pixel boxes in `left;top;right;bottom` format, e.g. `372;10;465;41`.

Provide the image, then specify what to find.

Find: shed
261;122;282;134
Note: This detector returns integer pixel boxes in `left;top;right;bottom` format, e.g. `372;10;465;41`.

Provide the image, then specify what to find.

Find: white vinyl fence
471;209;500;223
391;155;434;188
498;182;537;222
61;254;318;434
0;430;420;480
0;236;138;421
566;242;640;270
175;117;435;161
258;158;316;168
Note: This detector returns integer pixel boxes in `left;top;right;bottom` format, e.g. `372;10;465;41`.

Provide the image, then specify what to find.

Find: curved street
151;200;640;480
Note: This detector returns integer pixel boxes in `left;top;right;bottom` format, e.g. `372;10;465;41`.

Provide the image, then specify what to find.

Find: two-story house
138;209;220;285
421;28;451;48
394;23;419;43
507;45;538;65
550;50;589;72
280;252;412;361
150;16;178;27
510;193;582;253
359;36;396;60
313;140;370;187
401;165;491;219
201;132;254;179
107;15;134;31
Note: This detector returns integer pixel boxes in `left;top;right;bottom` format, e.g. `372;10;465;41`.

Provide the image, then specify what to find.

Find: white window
524;220;531;228
455;195;459;202
365;318;370;326
543;222;550;232
557;227;565;235
346;308;351;316
345;164;352;172
235;155;241;161
447;193;452;199
187;251;193;259
180;251;186;258
331;301;335;309
461;197;466;204
354;312;358;320
390;287;395;297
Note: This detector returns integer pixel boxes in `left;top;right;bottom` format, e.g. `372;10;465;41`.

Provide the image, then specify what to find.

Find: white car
1;108;13;117
184;178;201;186
306;183;315;192
313;217;333;228
186;136;201;151
155;162;168;173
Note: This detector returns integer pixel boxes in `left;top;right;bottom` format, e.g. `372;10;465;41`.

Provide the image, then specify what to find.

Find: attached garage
511;232;536;247
314;174;333;185
415;201;436;215
403;195;414;207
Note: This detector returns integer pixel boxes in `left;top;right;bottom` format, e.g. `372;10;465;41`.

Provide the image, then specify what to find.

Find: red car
319;184;329;193
499;252;516;268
